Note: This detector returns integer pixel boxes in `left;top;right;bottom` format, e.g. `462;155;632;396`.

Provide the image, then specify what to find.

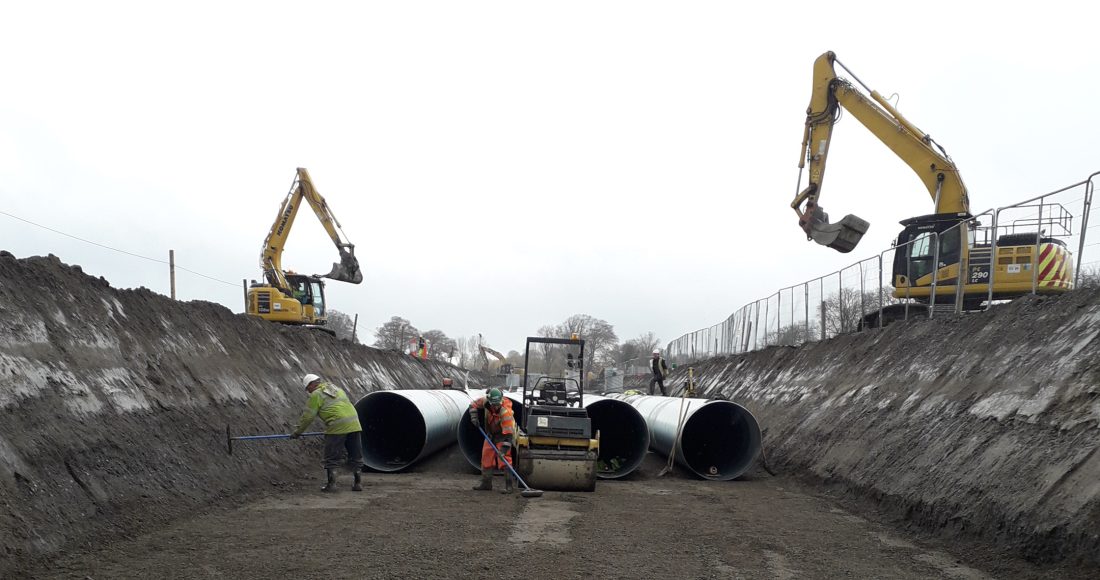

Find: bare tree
631;331;661;356
421;329;455;362
539;314;619;375
820;287;899;337
768;323;814;347
325;310;358;342
373;316;419;351
1077;265;1100;288
452;336;482;369
606;332;662;375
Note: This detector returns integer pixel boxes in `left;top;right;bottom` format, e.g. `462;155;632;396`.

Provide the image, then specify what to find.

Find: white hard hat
302;373;321;389
652;349;660;355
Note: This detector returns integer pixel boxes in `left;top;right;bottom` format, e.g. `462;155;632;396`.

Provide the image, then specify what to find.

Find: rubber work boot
352;470;362;492
472;470;493;491
501;472;514;494
322;469;337;493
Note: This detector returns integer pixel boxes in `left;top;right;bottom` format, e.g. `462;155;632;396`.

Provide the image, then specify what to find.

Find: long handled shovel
477;426;543;498
226;425;323;454
658;369;694;477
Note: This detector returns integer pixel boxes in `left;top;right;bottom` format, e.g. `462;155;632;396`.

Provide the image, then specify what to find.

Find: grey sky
2;1;1098;354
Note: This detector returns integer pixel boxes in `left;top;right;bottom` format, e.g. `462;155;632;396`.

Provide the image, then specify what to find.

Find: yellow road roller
514;336;599;492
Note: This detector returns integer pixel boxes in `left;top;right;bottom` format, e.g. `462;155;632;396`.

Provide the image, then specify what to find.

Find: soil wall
668;289;1100;566
0;252;482;572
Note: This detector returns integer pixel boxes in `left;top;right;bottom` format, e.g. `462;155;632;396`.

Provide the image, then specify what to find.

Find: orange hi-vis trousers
481;440;513;470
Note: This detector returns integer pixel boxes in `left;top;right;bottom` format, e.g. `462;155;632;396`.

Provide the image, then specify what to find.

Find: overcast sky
2;1;1098;354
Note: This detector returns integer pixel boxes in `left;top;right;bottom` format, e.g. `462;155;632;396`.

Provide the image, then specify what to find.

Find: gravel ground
31;449;1094;580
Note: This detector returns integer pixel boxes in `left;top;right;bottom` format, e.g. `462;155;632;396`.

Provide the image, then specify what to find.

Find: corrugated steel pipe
354;389;472;472
613;394;761;481
456;391;524;471
584;394;650;479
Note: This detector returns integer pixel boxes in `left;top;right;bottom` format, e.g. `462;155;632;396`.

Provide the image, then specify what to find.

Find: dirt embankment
0;252;482;575
666;289;1100;567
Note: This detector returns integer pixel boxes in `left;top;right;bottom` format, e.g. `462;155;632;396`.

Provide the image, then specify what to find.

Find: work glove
499;442;512;455
289;432;301;439
468;409;479;427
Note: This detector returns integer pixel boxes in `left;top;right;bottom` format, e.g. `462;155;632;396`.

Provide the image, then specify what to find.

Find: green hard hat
487;388;503;404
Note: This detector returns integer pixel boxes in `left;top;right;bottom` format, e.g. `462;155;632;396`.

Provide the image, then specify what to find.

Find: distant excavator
246;168;362;333
477;335;507;373
478;335;519;388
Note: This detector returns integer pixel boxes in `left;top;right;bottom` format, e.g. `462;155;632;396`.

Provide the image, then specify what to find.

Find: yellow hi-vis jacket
294;382;362;435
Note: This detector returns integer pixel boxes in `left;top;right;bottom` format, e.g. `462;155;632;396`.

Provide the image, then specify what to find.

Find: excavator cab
515;336;598;492
248;273;332;333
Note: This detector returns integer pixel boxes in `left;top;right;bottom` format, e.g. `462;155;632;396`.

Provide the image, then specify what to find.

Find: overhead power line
0;209;239;287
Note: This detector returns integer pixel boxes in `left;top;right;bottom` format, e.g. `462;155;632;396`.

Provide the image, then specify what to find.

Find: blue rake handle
226;425;324;454
477;425;536;492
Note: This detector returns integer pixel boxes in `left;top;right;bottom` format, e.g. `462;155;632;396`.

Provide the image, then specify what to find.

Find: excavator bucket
321;248;363;284
806;206;870;253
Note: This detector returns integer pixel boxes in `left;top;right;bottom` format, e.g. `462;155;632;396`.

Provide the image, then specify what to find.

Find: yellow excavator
791;51;1074;324
477;338;507;373
477;334;520;389
246;168;362;333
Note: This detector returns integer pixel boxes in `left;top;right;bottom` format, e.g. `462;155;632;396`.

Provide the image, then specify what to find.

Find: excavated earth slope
0;251;483;575
668;289;1100;567
4;250;1100;574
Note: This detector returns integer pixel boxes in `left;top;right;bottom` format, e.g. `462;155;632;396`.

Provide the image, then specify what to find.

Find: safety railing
665;171;1099;366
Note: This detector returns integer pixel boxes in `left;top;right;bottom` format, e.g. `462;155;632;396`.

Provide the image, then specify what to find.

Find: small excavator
246;168;362;333
477;335;520;389
514;336;598;492
791;51;1074;324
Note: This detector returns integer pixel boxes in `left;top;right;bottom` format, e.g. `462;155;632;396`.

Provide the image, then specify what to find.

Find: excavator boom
260;168;362;290
792;51;970;253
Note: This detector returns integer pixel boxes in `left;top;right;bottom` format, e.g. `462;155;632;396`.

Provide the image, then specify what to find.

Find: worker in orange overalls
412;336;428;359
468;388;516;493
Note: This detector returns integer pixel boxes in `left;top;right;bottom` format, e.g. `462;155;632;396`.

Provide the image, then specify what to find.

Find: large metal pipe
354;389;471;472
456;391;524;471
615;394;762;481
583;394;650;479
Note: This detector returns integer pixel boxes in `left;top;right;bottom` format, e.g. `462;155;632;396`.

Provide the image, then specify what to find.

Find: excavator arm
260;168;363;291
477;334;508;373
791;51;971;253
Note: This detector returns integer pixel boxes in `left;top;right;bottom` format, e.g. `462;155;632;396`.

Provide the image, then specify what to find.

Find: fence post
986;209;1000;310
762;299;769;348
858;261;865;330
169;249;176;300
777;291;782;342
820;301;827;341
838;275;845;333
804;283;810;343
753;302;761;351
